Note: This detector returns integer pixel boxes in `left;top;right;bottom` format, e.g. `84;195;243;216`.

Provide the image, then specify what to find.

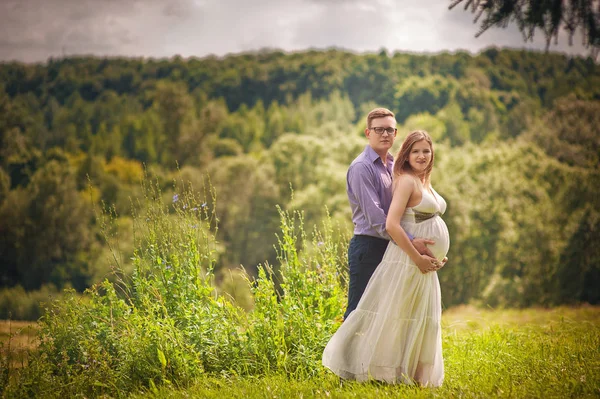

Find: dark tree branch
449;0;600;58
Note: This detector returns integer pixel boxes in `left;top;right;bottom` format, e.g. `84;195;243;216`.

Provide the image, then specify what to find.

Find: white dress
322;188;449;387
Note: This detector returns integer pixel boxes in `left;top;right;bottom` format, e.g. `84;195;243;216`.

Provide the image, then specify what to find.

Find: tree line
0;48;598;313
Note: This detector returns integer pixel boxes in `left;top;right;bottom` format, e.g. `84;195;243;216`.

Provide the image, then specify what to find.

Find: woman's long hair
393;130;435;187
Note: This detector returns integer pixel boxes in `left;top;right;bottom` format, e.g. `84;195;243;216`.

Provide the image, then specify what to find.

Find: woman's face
408;139;432;173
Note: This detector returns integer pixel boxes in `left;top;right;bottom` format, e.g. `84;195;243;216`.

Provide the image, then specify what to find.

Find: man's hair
366;108;395;128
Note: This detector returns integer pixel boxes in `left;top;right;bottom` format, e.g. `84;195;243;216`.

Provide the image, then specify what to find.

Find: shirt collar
365;145;394;166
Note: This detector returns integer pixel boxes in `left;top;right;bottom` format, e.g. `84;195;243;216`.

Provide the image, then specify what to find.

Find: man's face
365;115;397;154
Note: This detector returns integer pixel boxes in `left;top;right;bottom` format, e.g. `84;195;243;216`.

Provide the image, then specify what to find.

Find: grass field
124;305;599;398
2;305;599;398
0;319;37;368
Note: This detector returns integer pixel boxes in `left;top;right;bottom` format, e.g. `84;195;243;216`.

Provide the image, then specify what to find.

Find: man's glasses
369;127;397;135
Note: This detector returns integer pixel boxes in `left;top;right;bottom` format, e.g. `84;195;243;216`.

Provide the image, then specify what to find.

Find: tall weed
0;177;349;397
245;207;347;376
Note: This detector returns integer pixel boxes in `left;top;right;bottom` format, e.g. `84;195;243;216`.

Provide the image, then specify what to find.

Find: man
344;107;441;320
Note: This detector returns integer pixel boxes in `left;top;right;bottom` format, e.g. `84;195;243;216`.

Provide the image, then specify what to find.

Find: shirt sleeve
348;162;391;240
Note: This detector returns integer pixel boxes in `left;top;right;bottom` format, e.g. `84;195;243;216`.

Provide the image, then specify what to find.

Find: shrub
1;177;349;397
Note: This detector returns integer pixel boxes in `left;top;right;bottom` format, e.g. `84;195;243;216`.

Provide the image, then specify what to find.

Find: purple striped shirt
347;145;394;240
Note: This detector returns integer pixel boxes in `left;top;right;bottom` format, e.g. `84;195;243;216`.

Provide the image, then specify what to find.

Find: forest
1;47;599;319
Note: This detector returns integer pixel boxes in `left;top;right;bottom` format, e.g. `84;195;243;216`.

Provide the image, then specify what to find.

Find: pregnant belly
429;226;450;261
407;217;450;261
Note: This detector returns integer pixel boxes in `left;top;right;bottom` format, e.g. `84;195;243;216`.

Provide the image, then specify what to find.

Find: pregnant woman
322;130;449;387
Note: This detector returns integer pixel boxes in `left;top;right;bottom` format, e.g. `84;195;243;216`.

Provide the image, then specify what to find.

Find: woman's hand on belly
415;254;441;274
433;257;448;271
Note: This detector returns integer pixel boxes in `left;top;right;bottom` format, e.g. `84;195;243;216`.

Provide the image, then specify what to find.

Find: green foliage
0;166;9;205
523;96;600;168
205;155;281;270
434;140;600;307
208;137;243;158
246;208;348;376
0;48;598;312
394;75;457;123
270;134;326;193
401;112;446;142
0;155;93;290
0;176;350;396
0;284;63;320
436;103;472;146
555;206;600;304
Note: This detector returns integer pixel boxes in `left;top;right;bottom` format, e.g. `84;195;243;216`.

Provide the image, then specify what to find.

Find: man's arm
347;163;390;240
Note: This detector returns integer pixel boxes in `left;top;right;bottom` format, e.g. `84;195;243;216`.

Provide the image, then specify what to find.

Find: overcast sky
0;0;589;63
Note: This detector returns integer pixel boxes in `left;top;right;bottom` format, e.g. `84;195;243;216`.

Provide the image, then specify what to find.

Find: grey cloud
0;0;199;61
0;0;588;63
290;2;388;51
162;1;201;19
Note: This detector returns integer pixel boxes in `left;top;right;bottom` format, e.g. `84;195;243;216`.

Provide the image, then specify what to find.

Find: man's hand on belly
412;237;435;257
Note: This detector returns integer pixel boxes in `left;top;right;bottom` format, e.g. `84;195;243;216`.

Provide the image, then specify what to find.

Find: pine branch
449;0;600;58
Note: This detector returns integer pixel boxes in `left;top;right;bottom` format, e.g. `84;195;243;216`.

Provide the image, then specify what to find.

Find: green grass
133;306;600;399
4;306;597;398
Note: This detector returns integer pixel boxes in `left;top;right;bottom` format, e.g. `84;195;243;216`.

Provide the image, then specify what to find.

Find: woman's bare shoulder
393;173;417;193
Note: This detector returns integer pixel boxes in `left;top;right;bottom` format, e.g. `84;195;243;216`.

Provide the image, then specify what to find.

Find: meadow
126;306;600;399
3;305;598;398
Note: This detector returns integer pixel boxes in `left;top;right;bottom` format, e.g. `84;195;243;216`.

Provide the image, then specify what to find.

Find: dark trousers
344;235;389;320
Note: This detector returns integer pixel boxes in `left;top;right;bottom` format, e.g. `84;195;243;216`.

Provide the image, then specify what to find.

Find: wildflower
183;204;188;209
172;194;179;203
191;224;198;229
201;202;207;208
317;241;324;247
191;207;198;211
